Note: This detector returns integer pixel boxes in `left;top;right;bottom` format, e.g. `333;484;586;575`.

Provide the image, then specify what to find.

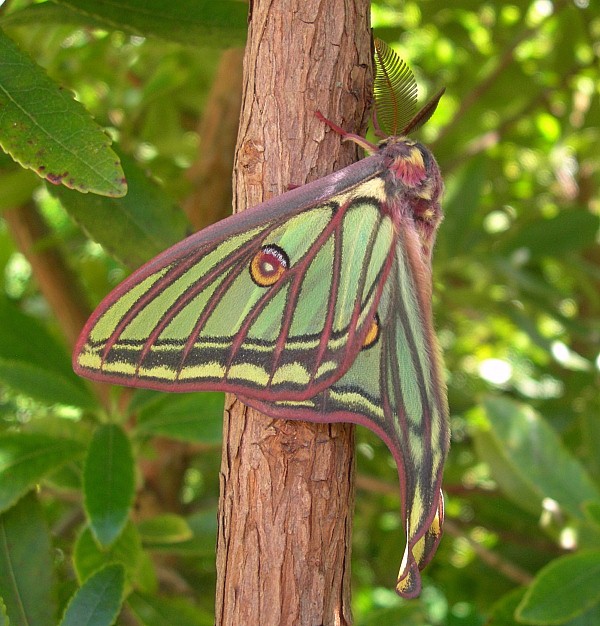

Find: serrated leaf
74;522;143;584
517;551;600;625
138;514;193;546
472;397;600;519
0;359;96;408
0;433;85;513
0;493;56;626
59;564;125;626
83;424;135;547
0;29;126;197
135;392;223;443
127;591;213;626
52;151;189;269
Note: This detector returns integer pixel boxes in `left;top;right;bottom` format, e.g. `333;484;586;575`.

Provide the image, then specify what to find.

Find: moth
73;40;449;598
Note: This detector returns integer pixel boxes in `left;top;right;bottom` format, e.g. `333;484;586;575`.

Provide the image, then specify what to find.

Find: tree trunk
215;2;372;625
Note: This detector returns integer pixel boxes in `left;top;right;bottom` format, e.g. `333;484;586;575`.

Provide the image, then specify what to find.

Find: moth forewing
73;44;448;599
73;155;394;401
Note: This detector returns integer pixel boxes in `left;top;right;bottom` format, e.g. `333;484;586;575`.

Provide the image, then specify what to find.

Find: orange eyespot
362;314;380;349
250;245;290;287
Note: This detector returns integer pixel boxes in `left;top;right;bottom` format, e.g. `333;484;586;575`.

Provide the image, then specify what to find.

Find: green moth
73;40;449;598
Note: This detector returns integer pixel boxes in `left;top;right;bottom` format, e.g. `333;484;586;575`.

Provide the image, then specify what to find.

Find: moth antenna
371;107;388;139
374;38;417;137
401;87;446;135
315;111;378;154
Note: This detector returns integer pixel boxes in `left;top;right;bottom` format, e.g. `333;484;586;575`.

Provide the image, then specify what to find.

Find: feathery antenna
374;38;444;137
374;39;417;137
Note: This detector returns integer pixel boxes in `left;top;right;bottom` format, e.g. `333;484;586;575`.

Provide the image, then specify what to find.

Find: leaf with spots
0;29;126;197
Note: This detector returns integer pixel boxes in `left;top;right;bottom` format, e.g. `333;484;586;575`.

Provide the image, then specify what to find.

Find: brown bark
215;2;372;625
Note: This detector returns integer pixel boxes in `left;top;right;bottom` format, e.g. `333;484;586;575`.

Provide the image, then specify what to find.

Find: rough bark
215;2;372;625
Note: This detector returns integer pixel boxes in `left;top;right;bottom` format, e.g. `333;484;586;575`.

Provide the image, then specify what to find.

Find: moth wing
74;164;396;401
244;223;449;596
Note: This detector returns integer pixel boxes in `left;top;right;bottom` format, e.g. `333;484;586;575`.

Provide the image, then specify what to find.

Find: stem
4;201;91;349
215;1;372;623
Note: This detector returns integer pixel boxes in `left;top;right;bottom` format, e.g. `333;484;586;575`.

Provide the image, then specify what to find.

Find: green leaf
0;596;8;626
472;397;600;519
0;433;85;513
0;0;248;48
2;0;248;47
0;296;95;405
56;0;247;47
436;155;486;261
517;551;600;625
564;604;600;626
83;424;135;547
134;550;158;596
498;210;600;259
52;152;189;269
74;522;143;584
59;564;125;626
488;587;527;626
0;493;56;626
127;591;213;626
0;166;39;211
0;359;96;408
156;509;217;557
584;501;600;529
0;296;71;372
0;29;126;197
135;393;224;443
138;514;193;546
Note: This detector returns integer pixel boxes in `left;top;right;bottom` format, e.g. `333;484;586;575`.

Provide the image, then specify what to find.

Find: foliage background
0;0;599;624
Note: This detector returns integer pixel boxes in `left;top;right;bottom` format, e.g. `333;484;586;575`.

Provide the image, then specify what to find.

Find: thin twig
4;200;111;406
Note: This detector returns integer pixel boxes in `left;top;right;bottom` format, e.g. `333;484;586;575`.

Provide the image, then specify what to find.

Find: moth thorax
250;244;290;287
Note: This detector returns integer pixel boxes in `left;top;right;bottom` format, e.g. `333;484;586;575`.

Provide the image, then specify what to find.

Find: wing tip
395;490;445;599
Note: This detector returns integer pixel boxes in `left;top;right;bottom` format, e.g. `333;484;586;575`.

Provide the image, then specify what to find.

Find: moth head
383;138;443;201
381;137;444;256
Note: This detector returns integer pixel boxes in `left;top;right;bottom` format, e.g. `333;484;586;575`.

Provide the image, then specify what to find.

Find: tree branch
4;201;91;349
215;1;372;623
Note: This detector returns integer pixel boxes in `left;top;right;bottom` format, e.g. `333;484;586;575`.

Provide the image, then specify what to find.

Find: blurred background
0;0;598;624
